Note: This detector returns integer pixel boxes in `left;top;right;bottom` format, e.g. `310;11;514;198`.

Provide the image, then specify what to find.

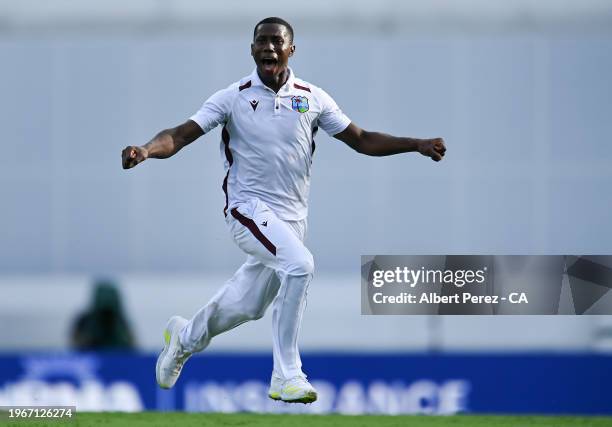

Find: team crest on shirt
291;96;309;113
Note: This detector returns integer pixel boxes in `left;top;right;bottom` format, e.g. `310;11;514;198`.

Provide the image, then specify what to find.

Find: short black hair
253;17;294;42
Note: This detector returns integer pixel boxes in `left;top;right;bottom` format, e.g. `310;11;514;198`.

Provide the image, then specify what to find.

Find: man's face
251;23;294;77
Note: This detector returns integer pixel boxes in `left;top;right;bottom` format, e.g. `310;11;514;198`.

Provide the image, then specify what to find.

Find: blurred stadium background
1;0;612;416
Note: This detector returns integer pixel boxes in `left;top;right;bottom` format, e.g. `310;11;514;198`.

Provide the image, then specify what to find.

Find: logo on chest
291;96;309;113
249;100;259;111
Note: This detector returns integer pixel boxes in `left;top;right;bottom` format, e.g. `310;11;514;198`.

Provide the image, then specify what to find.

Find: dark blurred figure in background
71;279;136;350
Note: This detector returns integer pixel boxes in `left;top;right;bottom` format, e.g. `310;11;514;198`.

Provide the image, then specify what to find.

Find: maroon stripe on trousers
230;208;277;256
222;125;232;216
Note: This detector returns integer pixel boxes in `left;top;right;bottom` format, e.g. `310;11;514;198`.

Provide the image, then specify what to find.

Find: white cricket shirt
189;68;351;220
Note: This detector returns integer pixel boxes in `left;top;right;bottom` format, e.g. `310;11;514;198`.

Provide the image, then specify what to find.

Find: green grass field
4;413;612;427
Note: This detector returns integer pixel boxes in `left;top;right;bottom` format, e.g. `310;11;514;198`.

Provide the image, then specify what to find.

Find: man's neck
257;68;290;93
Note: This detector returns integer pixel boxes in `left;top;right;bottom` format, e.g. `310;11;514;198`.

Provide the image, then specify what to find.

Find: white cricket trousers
179;198;313;380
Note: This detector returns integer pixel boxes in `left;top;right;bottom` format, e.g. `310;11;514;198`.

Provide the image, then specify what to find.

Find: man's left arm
334;122;446;161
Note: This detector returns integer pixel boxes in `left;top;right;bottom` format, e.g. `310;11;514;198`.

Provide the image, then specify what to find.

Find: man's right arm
121;119;204;169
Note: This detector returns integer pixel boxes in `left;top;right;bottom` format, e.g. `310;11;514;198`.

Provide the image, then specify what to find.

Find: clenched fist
418;138;446;162
122;146;148;169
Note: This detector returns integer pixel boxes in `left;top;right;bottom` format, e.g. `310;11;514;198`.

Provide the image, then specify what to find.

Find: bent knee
240;304;266;321
250;310;266;321
286;251;314;276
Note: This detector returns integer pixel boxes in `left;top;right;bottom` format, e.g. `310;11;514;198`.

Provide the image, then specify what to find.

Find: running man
122;17;446;404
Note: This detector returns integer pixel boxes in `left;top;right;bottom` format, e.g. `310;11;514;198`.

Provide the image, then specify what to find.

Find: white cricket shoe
155;316;191;389
280;376;317;403
268;374;284;400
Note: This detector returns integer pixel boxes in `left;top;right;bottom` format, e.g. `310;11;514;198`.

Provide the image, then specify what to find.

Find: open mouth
261;58;278;72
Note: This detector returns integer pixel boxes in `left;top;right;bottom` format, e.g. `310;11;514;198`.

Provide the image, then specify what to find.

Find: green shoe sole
281;391;317;404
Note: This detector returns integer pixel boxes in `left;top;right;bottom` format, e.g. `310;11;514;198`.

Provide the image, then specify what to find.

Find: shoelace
282;379;312;397
284;376;309;389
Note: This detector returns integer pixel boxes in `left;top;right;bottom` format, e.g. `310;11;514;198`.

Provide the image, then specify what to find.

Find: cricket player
121;17;446;404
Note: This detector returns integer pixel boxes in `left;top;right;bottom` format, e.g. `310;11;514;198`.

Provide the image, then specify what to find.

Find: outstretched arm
121;120;204;169
334;122;446;161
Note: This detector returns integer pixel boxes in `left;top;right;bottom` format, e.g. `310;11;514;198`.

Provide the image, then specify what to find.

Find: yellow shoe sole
268;392;281;401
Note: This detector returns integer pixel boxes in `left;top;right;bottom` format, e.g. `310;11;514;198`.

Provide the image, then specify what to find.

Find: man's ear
289;44;295;57
250;43;255;57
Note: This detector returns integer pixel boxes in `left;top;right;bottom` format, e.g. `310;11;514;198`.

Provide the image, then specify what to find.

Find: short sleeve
316;87;351;136
189;85;235;133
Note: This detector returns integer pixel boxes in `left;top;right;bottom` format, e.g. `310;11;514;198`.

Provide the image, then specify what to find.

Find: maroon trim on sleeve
230;208;277;256
239;81;252;91
293;83;311;92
